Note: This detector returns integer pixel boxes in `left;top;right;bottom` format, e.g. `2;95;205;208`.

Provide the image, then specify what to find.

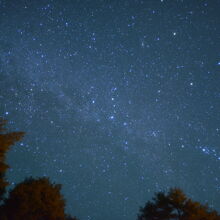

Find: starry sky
0;0;220;219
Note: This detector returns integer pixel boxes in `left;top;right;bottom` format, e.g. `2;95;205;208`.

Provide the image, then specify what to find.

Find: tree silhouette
0;119;78;220
2;177;68;220
0;119;24;201
137;188;219;220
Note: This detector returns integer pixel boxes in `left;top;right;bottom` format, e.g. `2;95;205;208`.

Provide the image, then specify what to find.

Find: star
1;1;220;219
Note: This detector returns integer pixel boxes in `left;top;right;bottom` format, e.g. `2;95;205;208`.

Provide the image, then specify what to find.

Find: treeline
0;119;219;220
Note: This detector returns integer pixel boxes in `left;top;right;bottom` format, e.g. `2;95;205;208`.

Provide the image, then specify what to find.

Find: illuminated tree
0;119;24;201
3;177;66;220
137;188;219;220
0;119;78;220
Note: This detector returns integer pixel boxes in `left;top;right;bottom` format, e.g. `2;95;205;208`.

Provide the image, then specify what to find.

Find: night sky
1;0;220;219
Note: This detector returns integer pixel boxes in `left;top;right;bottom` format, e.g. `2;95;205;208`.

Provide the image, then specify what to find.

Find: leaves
3;177;66;220
0;119;24;201
138;188;220;220
0;119;77;220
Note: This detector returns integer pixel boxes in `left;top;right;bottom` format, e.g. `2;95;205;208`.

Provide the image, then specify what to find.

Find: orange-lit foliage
3;177;66;220
0;119;24;201
138;188;219;220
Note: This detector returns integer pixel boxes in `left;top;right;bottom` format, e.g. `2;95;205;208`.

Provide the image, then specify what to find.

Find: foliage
137;188;220;220
0;119;78;220
2;177;66;220
0;119;24;201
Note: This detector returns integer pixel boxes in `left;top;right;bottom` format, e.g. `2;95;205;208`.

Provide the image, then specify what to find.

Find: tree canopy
0;119;24;201
2;177;66;220
1;118;219;219
0;119;78;220
137;188;220;220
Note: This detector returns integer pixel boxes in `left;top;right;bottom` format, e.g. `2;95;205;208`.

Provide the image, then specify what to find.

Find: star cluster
0;0;220;219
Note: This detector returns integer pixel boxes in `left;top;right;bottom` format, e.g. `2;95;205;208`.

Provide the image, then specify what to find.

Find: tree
3;177;67;220
0;119;78;220
137;188;219;220
0;119;24;201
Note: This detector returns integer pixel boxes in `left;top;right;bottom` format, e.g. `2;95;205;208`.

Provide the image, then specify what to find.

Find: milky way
0;0;220;219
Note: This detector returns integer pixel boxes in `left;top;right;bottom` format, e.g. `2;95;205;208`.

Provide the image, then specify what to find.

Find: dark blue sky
1;0;220;219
